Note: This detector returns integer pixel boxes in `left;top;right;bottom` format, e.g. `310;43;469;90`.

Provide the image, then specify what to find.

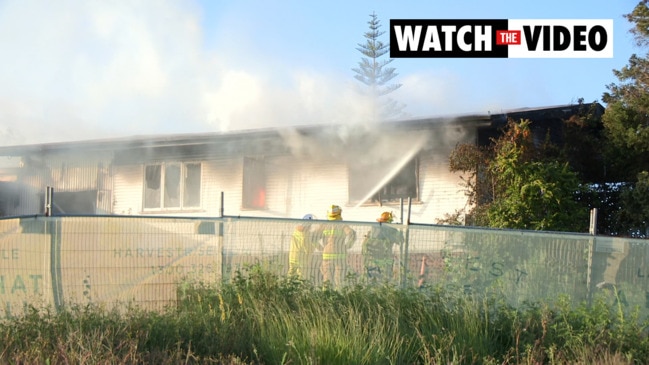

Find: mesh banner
58;217;221;312
0;215;647;318
0;218;53;318
410;226;591;305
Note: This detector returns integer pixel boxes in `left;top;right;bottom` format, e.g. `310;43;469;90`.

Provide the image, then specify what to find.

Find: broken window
143;162;201;210
164;164;181;208
144;165;161;209
242;157;266;209
349;157;419;205
51;190;98;215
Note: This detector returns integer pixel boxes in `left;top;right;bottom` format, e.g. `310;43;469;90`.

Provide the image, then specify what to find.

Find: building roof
0;103;602;158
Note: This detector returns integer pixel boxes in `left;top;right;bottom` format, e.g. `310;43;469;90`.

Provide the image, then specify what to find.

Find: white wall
113;158;242;218
264;156;348;220
109;131;472;224
261;150;467;224
112;164;143;215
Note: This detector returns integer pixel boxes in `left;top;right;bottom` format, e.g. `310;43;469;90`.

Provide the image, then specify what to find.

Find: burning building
0;103;601;223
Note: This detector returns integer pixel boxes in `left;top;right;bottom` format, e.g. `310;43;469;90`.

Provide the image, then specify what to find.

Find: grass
0;265;648;364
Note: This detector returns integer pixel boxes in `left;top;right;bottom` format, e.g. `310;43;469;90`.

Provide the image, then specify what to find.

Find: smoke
352;132;429;207
0;0;210;145
0;0;485;149
0;0;384;146
204;70;379;133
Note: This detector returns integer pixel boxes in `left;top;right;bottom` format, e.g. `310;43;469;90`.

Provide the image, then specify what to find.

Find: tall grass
0;265;648;364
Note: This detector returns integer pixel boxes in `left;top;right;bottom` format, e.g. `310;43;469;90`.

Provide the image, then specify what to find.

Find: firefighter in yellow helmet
316;205;356;288
361;211;404;282
288;214;320;280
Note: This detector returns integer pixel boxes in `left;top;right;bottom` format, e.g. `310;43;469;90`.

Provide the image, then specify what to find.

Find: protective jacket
320;223;356;260
289;224;318;266
362;224;404;260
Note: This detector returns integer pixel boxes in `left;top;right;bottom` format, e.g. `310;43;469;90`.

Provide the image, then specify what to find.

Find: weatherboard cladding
102;151;462;222
200;161;220;216
261;157;328;219
261;156;288;216
306;161;349;218
258;150;463;223
203;158;242;216
112;164;143;215
23;152;113;192
310;163;348;218
418;151;467;223
244;156;348;219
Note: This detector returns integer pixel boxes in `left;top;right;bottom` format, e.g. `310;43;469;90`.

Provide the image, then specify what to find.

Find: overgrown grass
1;266;648;364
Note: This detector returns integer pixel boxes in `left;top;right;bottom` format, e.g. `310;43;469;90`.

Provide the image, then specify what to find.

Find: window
51;190;98;214
242;157;266;209
144;163;201;210
349;157;419;205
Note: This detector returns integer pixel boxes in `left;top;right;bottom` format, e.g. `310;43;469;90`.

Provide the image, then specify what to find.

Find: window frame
241;157;267;210
142;162;202;212
348;155;420;205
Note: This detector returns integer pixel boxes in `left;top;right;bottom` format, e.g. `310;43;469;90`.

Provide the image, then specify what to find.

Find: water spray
353;134;429;208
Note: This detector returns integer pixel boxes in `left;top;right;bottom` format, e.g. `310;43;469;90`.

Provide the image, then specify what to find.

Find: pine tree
352;12;406;121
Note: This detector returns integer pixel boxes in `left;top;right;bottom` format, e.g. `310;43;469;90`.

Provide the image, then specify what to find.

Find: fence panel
408;226;591;307
0;218;53;318
58;217;221;312
1;215;648;319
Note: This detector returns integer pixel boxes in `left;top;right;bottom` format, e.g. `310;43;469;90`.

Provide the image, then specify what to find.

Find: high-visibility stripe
323;253;347;260
322;229;346;237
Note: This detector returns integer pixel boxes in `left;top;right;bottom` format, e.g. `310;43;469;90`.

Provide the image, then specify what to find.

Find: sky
0;0;642;146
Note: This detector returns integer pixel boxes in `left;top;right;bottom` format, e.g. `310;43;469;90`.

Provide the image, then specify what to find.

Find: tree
352;12;406;121
600;1;649;236
486;121;587;231
617;171;649;236
602;2;649;179
449;119;588;232
557;100;608;183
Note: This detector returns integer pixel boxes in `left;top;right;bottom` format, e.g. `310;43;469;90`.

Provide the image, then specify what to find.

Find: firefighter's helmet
327;205;342;220
377;211;393;223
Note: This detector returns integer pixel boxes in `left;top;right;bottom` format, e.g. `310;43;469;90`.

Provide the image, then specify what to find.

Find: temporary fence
0;215;647;319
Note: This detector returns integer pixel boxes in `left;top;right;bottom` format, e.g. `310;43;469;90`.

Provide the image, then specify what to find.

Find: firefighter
362;211;404;282
288;214;319;280
318;205;356;288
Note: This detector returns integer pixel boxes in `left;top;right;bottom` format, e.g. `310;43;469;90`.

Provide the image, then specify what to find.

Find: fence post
46;214;63;312
401;197;412;287
218;191;225;283
589;208;598;236
586;208;598;303
220;191;224;218
44;186;53;217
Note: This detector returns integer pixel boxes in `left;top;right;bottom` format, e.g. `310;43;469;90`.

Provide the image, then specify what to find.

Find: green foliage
352;12;406;120
601;101;649;181
617;171;649;236
559;100;608;183
449;143;493;208
450;119;588;232
626;1;649;46
1;265;648;364
598;2;649;236
488;160;587;231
